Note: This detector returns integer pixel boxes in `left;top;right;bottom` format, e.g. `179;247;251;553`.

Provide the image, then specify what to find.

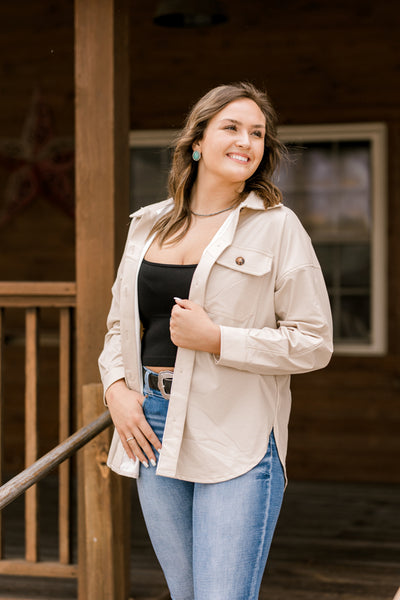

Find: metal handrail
0;410;112;510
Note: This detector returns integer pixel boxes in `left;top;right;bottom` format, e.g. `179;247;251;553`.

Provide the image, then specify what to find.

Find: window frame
129;123;387;356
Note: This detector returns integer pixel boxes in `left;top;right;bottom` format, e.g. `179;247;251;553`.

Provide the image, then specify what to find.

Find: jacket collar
129;197;174;219
239;191;282;211
129;192;282;219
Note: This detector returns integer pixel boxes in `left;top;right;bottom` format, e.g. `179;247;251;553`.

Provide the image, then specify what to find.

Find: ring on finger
126;436;134;443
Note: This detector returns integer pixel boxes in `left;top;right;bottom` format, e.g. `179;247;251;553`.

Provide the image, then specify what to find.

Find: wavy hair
151;82;286;245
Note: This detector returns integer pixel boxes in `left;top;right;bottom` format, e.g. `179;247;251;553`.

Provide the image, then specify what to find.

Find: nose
236;130;250;148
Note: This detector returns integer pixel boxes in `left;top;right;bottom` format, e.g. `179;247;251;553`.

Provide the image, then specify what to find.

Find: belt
145;369;173;400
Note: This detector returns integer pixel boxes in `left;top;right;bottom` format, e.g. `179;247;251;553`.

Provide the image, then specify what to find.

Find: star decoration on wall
0;89;74;229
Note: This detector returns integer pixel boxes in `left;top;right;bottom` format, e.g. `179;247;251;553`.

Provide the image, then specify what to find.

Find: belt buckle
157;370;173;400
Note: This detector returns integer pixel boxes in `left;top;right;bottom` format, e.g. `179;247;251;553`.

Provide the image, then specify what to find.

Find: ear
192;140;201;152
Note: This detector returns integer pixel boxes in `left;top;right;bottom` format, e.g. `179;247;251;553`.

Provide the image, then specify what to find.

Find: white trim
369;124;387;356
129;130;179;147
278;122;386;142
130;123;387;146
130;124;388;356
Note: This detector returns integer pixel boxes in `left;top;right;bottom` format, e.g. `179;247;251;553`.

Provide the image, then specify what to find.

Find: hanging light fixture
154;0;228;28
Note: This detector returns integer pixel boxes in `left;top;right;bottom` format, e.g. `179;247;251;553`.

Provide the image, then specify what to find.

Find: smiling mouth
228;153;250;163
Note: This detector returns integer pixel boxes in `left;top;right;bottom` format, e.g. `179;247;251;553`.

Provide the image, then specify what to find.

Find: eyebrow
220;118;266;129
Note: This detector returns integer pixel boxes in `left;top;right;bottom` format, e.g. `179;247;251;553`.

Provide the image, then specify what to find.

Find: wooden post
82;384;129;600
25;308;39;563
59;307;72;564
0;308;4;558
75;0;130;597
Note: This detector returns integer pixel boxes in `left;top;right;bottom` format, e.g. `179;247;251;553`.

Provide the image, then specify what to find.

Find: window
130;123;387;355
277;124;387;355
129;130;176;211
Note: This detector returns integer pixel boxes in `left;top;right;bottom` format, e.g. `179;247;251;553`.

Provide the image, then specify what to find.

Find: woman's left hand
170;298;221;354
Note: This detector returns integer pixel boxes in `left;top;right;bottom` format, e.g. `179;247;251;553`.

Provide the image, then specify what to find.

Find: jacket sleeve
216;212;333;375
98;263;126;398
98;219;136;398
216;265;333;375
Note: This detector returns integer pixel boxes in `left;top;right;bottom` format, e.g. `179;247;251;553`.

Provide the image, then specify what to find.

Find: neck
190;177;243;214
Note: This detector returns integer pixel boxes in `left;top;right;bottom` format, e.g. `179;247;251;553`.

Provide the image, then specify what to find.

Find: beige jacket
98;192;333;483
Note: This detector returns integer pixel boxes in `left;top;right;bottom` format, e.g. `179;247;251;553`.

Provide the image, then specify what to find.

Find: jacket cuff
102;368;126;406
215;326;248;369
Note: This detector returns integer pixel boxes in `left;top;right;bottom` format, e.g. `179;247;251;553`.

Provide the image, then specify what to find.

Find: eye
251;130;263;138
224;124;237;131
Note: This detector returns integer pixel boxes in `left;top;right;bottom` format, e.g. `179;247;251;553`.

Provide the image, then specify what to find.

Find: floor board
0;481;399;599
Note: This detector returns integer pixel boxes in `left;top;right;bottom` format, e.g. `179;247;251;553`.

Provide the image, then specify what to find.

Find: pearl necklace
190;205;235;217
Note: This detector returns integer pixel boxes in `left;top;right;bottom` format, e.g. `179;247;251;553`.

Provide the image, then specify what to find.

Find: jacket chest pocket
205;246;273;324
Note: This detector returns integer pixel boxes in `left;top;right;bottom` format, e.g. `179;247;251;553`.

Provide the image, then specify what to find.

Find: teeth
230;154;249;162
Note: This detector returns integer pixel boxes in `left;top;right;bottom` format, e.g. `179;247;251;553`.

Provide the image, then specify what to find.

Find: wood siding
0;0;399;482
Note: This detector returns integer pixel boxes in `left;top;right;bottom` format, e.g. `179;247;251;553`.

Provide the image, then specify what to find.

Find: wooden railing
0;410;112;511
0;282;129;599
0;282;76;577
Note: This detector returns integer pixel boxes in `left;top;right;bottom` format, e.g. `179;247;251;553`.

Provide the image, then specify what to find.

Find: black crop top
138;259;197;366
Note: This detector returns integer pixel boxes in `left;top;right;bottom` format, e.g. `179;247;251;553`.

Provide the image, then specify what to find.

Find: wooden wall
0;0;75;282
0;0;399;482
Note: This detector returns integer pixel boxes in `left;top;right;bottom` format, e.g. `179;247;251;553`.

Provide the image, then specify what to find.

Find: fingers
126;430;157;468
170;299;204;347
170;300;220;353
120;432;136;461
173;297;192;309
108;389;162;468
123;416;162;468
170;298;192;333
141;419;162;453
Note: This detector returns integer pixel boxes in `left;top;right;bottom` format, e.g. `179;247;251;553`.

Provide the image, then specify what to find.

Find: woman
99;82;333;600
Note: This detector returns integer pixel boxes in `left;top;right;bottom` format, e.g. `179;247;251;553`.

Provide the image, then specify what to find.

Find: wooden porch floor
0;480;399;599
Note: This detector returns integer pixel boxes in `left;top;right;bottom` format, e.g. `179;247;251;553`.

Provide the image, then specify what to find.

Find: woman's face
193;98;266;187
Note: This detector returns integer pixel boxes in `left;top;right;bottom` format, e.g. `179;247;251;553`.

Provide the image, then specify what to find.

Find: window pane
130;147;171;212
279;141;370;240
340;295;370;341
314;244;336;288
340;244;370;288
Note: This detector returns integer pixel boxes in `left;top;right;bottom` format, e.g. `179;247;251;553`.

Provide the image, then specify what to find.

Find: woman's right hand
105;379;162;468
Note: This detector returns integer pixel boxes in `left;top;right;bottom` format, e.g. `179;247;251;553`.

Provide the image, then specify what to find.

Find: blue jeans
137;368;285;600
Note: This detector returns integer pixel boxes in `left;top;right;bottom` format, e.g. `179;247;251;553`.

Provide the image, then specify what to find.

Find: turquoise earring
192;150;201;162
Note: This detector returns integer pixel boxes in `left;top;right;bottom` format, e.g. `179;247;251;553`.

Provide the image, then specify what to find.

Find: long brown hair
151;82;286;245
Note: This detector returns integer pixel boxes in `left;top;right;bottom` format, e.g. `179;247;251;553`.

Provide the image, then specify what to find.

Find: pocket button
235;256;245;266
